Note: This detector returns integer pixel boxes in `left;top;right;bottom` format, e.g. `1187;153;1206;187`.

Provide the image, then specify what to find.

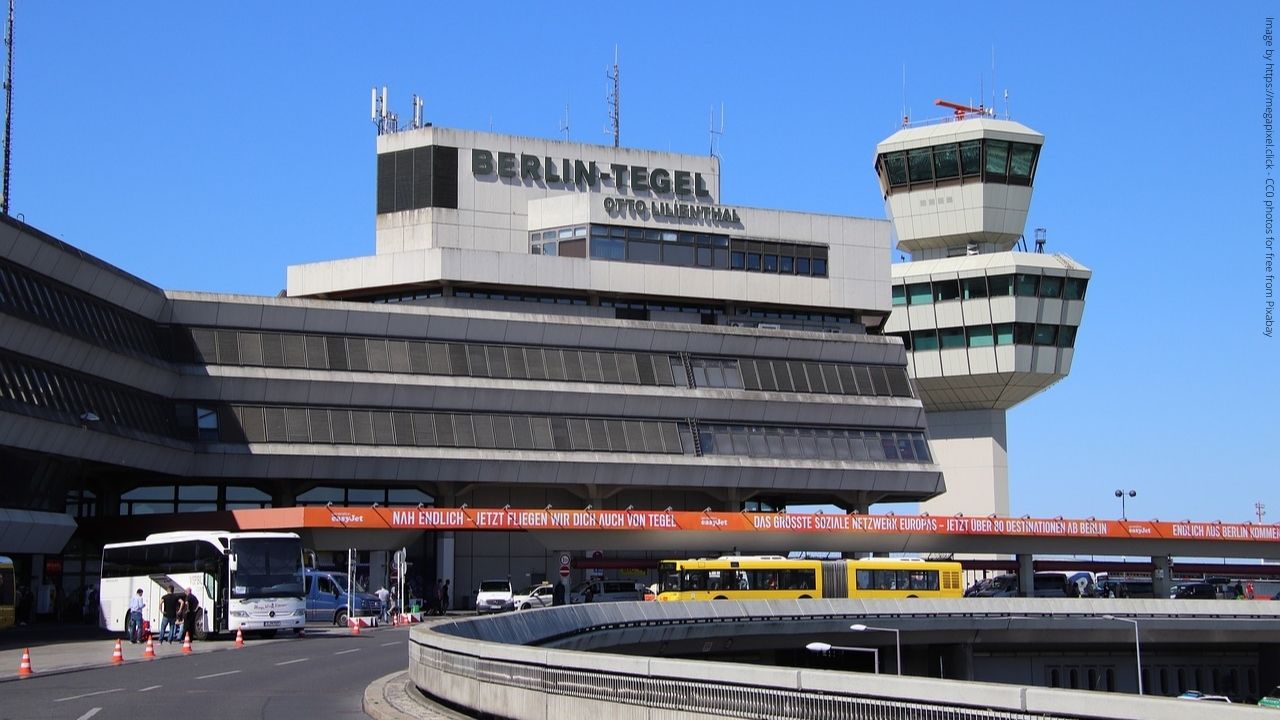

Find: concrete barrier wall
409;601;1279;719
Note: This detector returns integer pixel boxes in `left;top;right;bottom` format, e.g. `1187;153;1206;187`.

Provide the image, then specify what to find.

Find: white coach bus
100;531;305;638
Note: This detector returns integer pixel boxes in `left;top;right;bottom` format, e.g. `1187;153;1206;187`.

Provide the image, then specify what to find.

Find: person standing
439;580;450;614
182;587;200;642
158;586;182;644
127;588;146;643
431;580;443;615
375;586;390;622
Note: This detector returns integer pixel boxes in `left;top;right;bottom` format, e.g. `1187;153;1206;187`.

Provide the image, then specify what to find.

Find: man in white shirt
375;586;390;621
127;588;146;643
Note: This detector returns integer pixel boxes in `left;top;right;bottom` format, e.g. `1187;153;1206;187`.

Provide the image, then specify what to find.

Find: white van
474;579;514;614
569;579;646;604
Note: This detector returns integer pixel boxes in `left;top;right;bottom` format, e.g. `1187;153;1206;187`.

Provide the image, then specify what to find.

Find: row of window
875;138;1040;196
890;322;1078;351
183;327;913;398
699;425;931;463
0;351;173;437
184;328;680;387
0;258;163;361
215;404;932;464
224;405;688;454
112;484;436;515
530;224;831;277
854;569;940;591
891;273;1088;306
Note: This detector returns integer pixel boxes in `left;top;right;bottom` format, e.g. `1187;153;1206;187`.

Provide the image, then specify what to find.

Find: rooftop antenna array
559;104;570;141
410;94;424;130
1257;501;1267;524
1034;227;1047;253
2;0;13;216
605;46;620;148
371;86;397;135
708;103;724;158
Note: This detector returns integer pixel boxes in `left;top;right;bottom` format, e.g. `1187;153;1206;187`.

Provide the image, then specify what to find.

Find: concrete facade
0;123;939;613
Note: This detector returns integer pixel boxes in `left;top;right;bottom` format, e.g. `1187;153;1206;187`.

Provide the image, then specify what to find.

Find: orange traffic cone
181;632;192;654
17;648;33;677
143;637;156;659
235;628;244;648
111;639;124;664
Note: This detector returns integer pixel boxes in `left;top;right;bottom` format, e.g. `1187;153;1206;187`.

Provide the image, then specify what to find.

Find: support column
1016;554;1034;598
1151;556;1172;598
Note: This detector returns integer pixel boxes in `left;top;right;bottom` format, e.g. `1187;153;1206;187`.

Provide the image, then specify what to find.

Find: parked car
512;583;554;610
569;579;647;604
475;579;515;614
1170;582;1218;599
303;569;383;626
1178;690;1231;702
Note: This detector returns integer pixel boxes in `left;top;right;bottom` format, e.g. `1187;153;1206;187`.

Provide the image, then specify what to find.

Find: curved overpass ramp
408;599;1280;719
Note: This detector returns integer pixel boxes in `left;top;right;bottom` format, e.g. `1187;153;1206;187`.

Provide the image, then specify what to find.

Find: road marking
75;709;102;720
380;641;400;646
274;658;309;666
138;685;163;692
55;689;123;703
334;648;361;655
196;670;242;680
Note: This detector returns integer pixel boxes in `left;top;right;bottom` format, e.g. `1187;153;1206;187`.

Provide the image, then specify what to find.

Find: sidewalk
0;623;350;681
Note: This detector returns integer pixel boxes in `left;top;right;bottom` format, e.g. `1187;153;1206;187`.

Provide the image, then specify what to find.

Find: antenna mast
606;46;620;147
708;103;724;157
2;0;13;216
559;104;571;140
1257;501;1267;524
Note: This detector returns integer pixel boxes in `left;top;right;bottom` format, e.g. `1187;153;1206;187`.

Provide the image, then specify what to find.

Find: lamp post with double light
1102;615;1143;695
805;641;880;674
849;623;901;676
1114;489;1136;520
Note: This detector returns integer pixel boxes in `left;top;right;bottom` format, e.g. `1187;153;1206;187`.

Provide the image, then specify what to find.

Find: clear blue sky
12;3;1276;524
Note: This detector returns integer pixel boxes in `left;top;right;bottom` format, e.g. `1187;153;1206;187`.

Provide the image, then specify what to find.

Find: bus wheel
334;609;348;627
713;596;728;600
906;595;918;599
194;625;209;642
798;595;812;599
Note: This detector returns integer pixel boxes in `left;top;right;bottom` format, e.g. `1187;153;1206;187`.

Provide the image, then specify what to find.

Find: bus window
682;571;707;591
855;569;872;590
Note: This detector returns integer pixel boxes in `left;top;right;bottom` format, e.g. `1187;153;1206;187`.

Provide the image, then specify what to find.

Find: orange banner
230;507;1280;544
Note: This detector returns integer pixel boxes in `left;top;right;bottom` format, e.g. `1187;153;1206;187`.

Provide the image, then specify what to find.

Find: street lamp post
1102;615;1143;695
1114;489;1136;520
849;623;901;676
805;641;880;674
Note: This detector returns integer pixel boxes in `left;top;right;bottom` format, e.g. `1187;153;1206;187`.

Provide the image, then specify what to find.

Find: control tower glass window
988;274;1014;296
959;141;982;176
1038;276;1064;299
961;277;988;299
984;141;1010;179
908;148;934;182
932;144;960;179
1015;273;1040;297
1064;277;1089;300
1009;143;1038;184
884;153;908;186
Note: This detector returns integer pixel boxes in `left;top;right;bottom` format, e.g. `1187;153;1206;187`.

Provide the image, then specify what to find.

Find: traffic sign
558;552;571;566
559;564;571;578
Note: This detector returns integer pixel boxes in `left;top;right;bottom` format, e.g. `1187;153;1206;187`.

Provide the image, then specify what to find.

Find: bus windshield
659;562;681;593
229;538;304;599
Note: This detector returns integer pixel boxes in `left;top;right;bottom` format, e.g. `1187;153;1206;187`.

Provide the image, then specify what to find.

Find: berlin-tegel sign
232;507;1280;544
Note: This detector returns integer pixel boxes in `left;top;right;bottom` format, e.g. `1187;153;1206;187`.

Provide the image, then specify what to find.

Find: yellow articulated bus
656;556;963;601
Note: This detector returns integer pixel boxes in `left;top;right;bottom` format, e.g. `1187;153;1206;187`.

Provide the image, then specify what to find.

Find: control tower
877;102;1091;518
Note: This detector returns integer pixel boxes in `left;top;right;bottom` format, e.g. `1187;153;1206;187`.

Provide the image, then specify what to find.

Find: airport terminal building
0;125;949;610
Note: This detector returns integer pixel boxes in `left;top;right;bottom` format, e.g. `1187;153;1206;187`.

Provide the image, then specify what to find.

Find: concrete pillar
1016;554;1034;598
436;532;455;610
1151;556;1172;598
919;409;1009;518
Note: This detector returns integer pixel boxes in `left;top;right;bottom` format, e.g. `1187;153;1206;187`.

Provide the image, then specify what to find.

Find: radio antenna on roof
709;102;724;158
605;46;620;147
2;0;14;216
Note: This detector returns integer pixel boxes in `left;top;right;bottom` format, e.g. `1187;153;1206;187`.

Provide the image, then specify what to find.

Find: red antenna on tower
934;99;990;121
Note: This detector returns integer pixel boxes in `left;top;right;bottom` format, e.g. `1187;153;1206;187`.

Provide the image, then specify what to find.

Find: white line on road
138;685;163;692
274;658;309;666
55;689;123;703
196;670;242;680
380;641;400;647
334;648;361;655
75;709;102;720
